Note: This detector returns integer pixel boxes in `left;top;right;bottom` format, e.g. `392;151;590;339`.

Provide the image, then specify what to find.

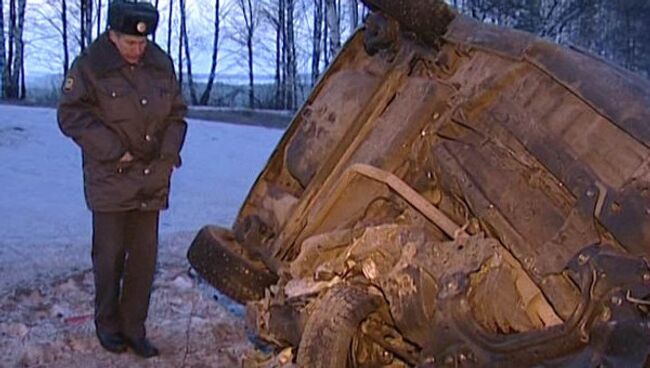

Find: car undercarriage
188;0;650;366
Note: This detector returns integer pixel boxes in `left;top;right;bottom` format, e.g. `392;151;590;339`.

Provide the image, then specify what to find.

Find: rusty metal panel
445;13;650;154
285;68;384;187
525;41;650;149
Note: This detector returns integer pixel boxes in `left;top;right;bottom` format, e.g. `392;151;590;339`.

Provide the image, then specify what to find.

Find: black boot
124;336;160;358
96;330;127;353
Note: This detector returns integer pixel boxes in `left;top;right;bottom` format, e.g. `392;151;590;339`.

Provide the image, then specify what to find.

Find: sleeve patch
63;77;75;93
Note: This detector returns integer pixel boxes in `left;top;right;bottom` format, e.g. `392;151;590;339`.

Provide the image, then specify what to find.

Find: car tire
187;225;278;304
296;284;382;368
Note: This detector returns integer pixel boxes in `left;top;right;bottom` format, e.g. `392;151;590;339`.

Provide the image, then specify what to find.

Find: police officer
57;0;187;358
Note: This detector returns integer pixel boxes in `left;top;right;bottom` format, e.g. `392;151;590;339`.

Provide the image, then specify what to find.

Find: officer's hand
120;152;134;163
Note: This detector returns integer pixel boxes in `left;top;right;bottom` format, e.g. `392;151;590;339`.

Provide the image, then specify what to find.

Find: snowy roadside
0;105;285;367
0;104;283;294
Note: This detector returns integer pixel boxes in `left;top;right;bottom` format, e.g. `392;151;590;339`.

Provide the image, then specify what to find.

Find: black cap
108;0;159;36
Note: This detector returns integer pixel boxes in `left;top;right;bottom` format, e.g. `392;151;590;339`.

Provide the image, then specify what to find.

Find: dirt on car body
189;0;650;366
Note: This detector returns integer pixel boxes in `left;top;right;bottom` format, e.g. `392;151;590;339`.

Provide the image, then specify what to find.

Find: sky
20;0;359;82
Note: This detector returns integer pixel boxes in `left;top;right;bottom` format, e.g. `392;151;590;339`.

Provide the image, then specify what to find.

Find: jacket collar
87;32;171;76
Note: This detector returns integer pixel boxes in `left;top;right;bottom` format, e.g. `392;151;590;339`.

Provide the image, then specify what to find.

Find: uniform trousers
91;210;159;339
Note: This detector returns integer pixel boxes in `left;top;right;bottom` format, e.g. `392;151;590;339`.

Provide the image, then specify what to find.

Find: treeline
0;0;27;100
0;0;368;109
0;0;648;109
451;0;650;78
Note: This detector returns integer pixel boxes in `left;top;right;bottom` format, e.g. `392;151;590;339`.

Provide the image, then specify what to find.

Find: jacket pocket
83;158;123;197
149;82;173;122
96;79;135;123
141;159;173;198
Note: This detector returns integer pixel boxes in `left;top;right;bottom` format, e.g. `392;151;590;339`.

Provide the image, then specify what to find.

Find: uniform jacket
58;32;188;212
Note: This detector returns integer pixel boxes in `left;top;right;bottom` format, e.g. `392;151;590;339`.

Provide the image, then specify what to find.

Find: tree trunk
19;45;25;99
180;0;197;104
323;0;329;65
311;0;323;86
177;5;183;93
273;0;280;108
80;0;86;50
0;0;6;97
278;0;286;109
97;0;102;38
285;0;296;109
361;3;369;19
247;34;254;109
3;0;25;100
350;0;358;31
199;0;220;105
239;0;255;109
62;0;69;75
6;0;15;97
325;0;340;58
13;0;26;99
86;0;93;45
167;0;174;54
152;0;159;43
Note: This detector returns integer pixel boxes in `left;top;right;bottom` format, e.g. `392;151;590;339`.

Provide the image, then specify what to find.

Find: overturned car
188;0;650;366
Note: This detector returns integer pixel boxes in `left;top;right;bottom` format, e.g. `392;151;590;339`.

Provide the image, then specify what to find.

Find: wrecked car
188;0;650;366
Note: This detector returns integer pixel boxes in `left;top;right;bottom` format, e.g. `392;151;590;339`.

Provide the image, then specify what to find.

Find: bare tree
285;0;297;109
3;0;26;99
349;0;358;31
19;41;25;99
0;0;6;97
199;0;221;105
266;0;285;109
261;0;310;109
177;0;183;92
152;0;159;43
86;0;93;45
6;0;16;96
325;0;340;57
456;0;591;40
63;0;70;74
80;0;86;50
179;0;198;104
14;0;27;98
278;0;286;108
277;0;287;109
79;0;95;50
260;0;295;109
167;0;174;53
311;0;323;86
96;0;102;37
361;2;370;19
33;0;71;75
233;0;261;109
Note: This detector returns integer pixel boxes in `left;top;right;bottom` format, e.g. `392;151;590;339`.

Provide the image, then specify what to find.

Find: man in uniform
57;0;187;358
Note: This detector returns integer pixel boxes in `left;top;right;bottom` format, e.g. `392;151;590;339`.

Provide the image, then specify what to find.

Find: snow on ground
0;104;283;292
0;105;286;367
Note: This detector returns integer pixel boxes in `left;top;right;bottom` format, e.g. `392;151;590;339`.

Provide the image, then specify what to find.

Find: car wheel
187;225;278;304
296;284;383;367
